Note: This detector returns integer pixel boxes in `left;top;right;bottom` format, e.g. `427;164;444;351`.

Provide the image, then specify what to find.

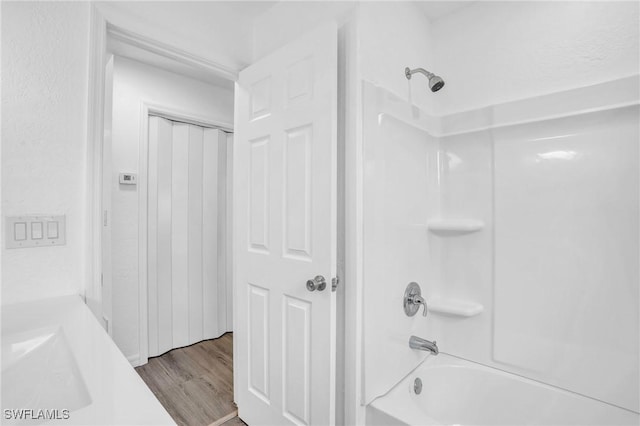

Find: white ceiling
415;1;476;22
212;1;279;17
166;1;473;23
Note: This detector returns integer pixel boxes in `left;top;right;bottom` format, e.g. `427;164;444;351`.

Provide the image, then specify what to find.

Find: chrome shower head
428;75;445;92
405;67;445;93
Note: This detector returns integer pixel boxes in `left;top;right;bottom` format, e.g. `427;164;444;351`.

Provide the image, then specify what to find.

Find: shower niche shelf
427;219;484;235
429;296;484;317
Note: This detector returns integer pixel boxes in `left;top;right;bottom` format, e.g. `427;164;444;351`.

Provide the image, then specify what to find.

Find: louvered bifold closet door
148;116;228;357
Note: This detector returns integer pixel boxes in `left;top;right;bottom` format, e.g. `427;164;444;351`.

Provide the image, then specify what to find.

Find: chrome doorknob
306;275;327;292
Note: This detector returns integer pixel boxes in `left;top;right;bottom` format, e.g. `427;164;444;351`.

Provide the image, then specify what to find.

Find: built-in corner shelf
429;296;484;317
427;219;484;235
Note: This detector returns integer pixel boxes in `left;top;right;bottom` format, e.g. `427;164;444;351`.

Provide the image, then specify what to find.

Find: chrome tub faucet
409;335;439;355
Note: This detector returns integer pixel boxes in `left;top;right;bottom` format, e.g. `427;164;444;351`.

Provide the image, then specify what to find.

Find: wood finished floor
136;333;246;426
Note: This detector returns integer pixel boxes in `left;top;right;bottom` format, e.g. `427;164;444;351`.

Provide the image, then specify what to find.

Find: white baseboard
127;353;142;367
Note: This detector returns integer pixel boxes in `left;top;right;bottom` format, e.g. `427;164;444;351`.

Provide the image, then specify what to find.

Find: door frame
86;4;237;365
136;104;233;366
86;6;362;424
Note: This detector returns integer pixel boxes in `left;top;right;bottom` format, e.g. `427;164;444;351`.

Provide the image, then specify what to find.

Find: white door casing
234;22;338;426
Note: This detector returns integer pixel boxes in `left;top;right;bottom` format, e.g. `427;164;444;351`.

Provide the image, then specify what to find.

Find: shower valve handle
411;295;428;317
404;282;428;317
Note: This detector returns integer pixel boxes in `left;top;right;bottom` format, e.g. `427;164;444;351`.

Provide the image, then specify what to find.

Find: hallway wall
110;56;233;361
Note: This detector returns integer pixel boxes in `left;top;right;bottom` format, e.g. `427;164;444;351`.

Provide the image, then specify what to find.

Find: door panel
171;123;190;348
248;283;271;402
235;22;338;426
148;116;174;356
282;295;311;424
283;126;312;260
249;138;270;253
203;128;220;340
187;125;204;342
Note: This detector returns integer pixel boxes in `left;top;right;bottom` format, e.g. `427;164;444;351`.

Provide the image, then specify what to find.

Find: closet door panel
188;125;205;343
147;119;227;358
147;116;160;357
148;116;176;357
203;128;221;339
171;123;191;349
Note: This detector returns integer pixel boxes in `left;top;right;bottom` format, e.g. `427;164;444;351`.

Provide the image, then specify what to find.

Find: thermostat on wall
119;173;137;185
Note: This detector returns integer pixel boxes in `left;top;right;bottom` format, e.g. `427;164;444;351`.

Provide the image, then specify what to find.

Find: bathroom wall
1;1;254;307
253;1;436;113
110;56;233;360
1;2;91;304
96;1;261;71
431;1;640;114
357;2;436;115
251;1;355;62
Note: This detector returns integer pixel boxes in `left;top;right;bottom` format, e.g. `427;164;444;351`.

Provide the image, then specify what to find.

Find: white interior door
234;22;338;426
147;116;229;357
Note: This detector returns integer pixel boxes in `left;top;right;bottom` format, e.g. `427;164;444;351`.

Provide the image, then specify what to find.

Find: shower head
405;67;445;93
428;75;445;92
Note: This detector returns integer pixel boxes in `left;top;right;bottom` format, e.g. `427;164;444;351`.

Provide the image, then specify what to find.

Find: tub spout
409;335;439;355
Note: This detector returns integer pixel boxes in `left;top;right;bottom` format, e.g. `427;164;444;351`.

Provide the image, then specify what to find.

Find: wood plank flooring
136;333;245;426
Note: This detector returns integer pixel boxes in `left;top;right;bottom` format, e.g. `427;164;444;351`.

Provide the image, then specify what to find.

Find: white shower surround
362;75;639;420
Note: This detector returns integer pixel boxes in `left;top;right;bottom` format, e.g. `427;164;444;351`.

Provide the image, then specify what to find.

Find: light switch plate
5;215;66;248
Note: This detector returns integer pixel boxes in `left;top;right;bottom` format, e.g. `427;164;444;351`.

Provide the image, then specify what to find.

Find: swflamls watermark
3;409;70;421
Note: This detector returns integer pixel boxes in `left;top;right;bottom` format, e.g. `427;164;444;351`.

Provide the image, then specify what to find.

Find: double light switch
5;215;66;248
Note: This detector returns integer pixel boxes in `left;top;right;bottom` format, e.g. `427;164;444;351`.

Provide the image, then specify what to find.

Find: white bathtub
367;354;639;426
1;295;175;425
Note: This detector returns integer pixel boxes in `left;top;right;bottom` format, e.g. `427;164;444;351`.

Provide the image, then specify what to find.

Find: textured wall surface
358;2;437;115
96;1;262;71
251;1;355;62
2;2;91;304
252;2;436;114
110;56;233;360
431;1;640;114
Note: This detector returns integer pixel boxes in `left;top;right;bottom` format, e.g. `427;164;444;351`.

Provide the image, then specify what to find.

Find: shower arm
405;67;435;80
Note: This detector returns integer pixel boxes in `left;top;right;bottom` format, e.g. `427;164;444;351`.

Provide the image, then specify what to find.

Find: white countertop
1;295;175;425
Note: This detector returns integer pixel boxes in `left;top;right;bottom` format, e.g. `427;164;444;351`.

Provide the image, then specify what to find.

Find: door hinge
103;210;108;226
101;273;103;287
332;276;339;292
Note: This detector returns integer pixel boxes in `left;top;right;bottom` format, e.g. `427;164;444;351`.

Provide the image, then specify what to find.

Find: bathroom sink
1;326;92;419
